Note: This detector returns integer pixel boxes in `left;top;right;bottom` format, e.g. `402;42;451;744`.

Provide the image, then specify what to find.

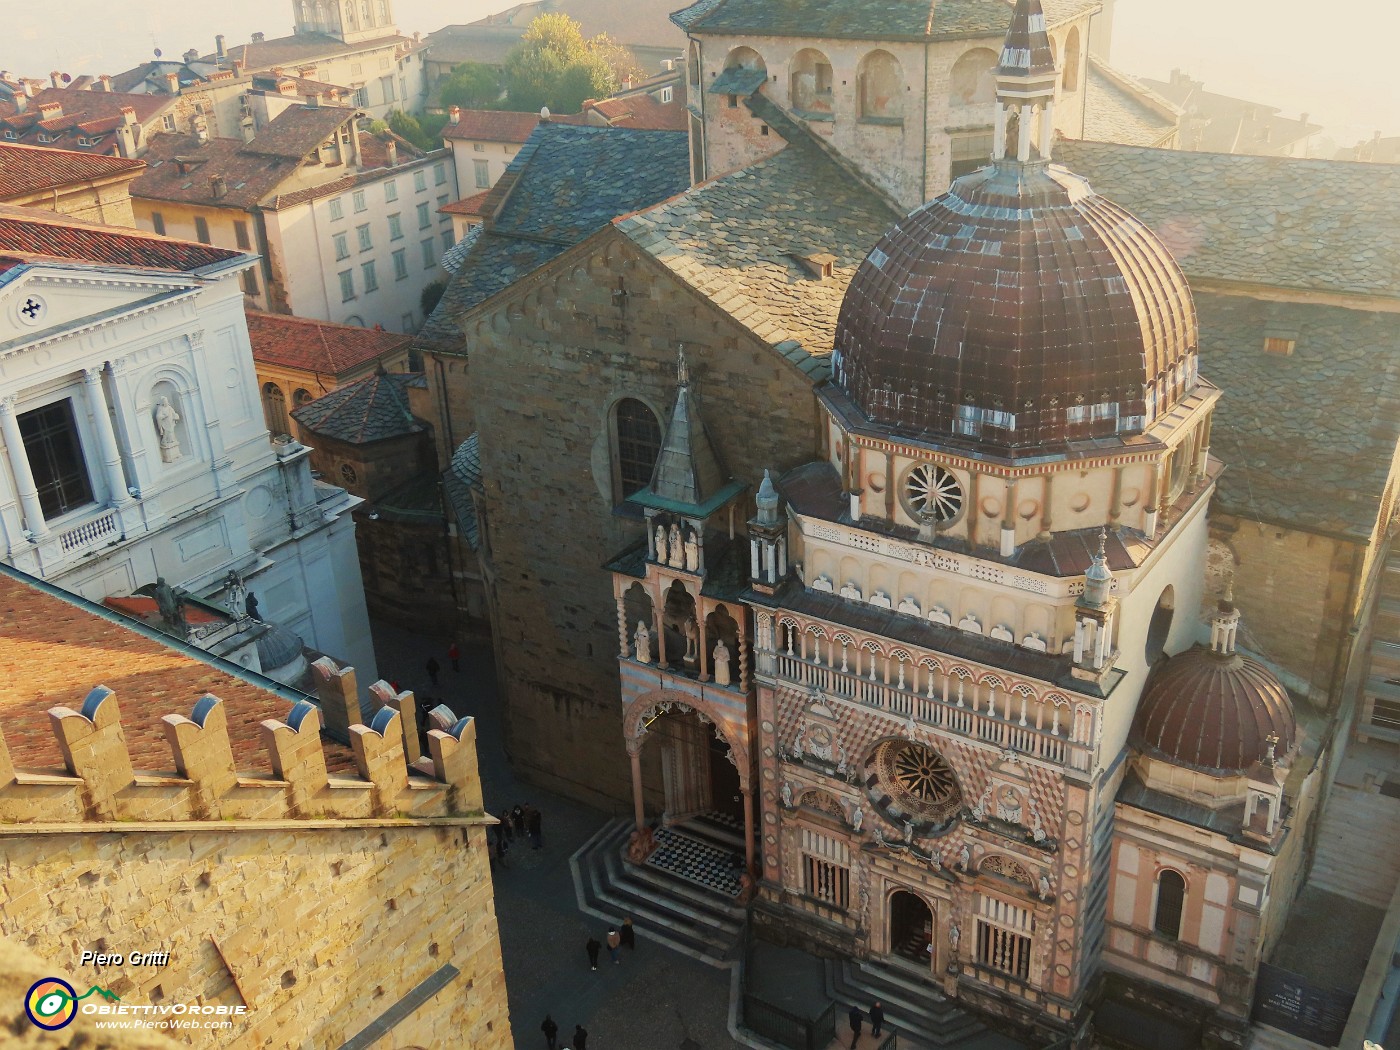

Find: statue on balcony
153;395;183;463
153;576;187;636
683;616;698;664
850;805;863;833
684;529;699;572
654;524;668;564
223;570;247;620
712;637;731;685
634;621;652;664
668;523;685;568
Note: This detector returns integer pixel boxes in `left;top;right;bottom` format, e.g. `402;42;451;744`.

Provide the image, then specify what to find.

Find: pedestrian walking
606;928;621;964
869;1000;884;1038
848;1005;863;1048
512;804;526;836
620;916;636;950
585;936;601;971
541;1014;558;1049
448;642;461;672
573;1024;588;1050
499;812;514;843
425;656;441;686
526;803;543;848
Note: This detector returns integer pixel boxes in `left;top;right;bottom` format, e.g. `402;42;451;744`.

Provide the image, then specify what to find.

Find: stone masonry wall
459;230;825;808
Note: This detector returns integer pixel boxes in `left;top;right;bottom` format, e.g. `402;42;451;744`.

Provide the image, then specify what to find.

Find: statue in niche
781;781;793;808
684;529;699;572
683;616;698;663
634;621;652;664
153;395;182;463
712;637;732;685
1039;875;1052;901
668;523;685;568
1004;108;1020;159
957;844;970;871
850;806;863;833
655;524;668;563
948;923;960;955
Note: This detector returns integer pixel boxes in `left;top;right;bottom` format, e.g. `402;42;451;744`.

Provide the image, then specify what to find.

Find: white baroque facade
0;211;376;683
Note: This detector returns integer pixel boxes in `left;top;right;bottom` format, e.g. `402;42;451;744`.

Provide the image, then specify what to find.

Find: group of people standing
492;802;543;864
538;1015;587;1049
584;920;635;969
847;1000;886;1047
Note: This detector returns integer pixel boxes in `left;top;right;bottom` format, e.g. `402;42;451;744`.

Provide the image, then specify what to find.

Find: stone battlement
0;657;482;825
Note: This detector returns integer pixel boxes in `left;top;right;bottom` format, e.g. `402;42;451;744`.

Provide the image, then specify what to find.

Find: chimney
232;58;245;76
386;139;397;166
195;119;209;144
98;74;112;92
1299;112;1309;125
183;48;199;64
49;70;61;88
448;105;461;125
1170;68;1182;86
23;79;36;98
165;71;180;93
252;31;265;43
115;108;138;158
13;92;26;114
240;116;256;144
37;101;63;119
210;174;227;199
216;34;226;59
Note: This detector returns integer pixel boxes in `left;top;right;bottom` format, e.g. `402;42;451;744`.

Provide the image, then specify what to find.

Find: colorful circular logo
25;977;77;1030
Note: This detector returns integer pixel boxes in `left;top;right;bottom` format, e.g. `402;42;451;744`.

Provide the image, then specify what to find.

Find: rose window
903;464;964;522
872;740;963;824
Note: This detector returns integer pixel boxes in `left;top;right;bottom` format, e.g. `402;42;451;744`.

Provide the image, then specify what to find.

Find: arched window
949;47;998;106
263;383;288;436
1154;869;1186;939
689;42;701;88
858;50;903;120
293;388;315;410
1063;27;1081;92
611;398;661;501
723;47;766;74
789;49;833;115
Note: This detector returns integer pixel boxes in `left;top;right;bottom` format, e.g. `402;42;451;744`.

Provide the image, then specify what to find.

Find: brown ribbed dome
832;161;1199;452
1132;646;1296;775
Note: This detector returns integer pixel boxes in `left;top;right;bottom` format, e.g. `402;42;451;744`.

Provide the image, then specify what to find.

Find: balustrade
57;511;117;554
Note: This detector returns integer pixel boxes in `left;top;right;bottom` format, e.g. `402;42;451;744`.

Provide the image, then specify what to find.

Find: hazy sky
5;0;1396;147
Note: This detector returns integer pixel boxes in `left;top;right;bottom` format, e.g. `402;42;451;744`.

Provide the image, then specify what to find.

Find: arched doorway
889;890;934;965
649;706;744;824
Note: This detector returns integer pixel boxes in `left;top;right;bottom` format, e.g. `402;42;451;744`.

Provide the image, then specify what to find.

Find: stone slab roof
418;123;689;347
679;0;1096;41
0;566;356;775
246;311;411;378
444;434;482;549
442;109;549;143
1082;57;1179;148
615;100;900;366
1193;292;1400;537
291;372;426;444
1055;140;1400;301
0;203;242;273
0;143;144;199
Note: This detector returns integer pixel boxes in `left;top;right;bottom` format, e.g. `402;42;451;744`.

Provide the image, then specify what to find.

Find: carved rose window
874;740;963;823
902;463;964;523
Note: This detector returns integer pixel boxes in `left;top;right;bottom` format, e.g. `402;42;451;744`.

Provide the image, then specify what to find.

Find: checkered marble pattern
645;826;744;897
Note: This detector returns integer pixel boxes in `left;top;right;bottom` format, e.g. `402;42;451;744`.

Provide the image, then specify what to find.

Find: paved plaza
373;621;748;1050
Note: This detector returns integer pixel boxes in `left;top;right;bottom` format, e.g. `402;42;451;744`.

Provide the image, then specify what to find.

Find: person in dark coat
526;804;543;848
869;1000;884;1037
448;642;461;672
606;928;621;964
585;936;601;971
512;804;526;836
619;917;635;950
848;1005;863;1048
425;655;441;686
499;812;514;843
573;1024;588;1050
541;1014;558;1049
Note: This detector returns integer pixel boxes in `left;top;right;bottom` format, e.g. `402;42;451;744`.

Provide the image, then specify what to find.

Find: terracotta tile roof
0;203;243;272
132;132;301;209
261;143;443;211
240;103;359;158
675;0;1095;40
291;372;426;444
0;88;173;153
440;190;493;216
0;566;356;776
1054;140;1400;300
585;94;687;131
0;143;144;199
247;311;412;377
442;109;550;143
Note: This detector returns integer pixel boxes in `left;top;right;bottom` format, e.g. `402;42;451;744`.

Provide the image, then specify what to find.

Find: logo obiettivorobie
24;977;120;1030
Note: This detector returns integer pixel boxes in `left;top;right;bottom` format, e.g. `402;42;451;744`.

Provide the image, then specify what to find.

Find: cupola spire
993;0;1059;163
1210;575;1242;656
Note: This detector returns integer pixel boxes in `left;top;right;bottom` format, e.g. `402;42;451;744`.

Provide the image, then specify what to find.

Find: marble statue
655;524;668;563
949;923;960;953
684;530;699;571
668;523;684;568
634;621;652;664
223;570;247;619
850;806;863;833
683;616;699;663
1039;875;1052;901
781;781;793;808
958;844;970;871
712;638;732;685
153;395;182;463
903;821;915;845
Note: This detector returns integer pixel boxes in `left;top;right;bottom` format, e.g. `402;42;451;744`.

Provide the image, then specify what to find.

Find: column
616;595;630;658
0;396;49;539
738;626;751;692
698;608;710;681
629;745;646;833
1016;104;1033;162
1038;100;1055;159
742;784;756;876
84;368;132;508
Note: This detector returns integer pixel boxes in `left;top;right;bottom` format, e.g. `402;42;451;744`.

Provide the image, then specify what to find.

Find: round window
340;463;358;485
900;463;965;524
872;739;963;825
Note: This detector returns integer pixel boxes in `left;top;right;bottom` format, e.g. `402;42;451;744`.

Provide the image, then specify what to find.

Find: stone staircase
569;817;746;964
825;956;1026;1050
1307;784;1400;909
1246;1023;1326;1050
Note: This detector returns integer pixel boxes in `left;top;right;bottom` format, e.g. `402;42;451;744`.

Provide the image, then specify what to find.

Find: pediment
0;265;195;353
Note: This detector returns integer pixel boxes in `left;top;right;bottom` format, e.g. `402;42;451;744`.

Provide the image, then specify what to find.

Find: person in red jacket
448;642;461;672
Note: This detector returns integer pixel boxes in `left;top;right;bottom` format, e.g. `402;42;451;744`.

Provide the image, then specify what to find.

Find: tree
440;62;503;110
387;110;450;151
421;280;446;316
499;13;630;114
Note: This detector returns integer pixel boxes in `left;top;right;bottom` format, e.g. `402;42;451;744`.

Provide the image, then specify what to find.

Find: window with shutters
799;827;850;909
975;895;1033;982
